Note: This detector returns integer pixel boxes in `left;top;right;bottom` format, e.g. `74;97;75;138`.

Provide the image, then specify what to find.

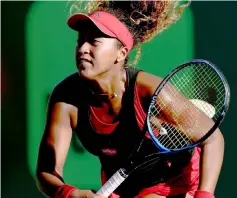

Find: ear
116;46;129;63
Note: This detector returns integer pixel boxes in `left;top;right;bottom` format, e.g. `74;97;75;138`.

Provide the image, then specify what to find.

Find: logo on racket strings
160;127;168;135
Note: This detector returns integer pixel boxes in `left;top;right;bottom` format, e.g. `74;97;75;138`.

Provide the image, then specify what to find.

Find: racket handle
96;168;128;197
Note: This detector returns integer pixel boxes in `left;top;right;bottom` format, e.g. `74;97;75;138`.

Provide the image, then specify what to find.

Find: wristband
55;184;77;198
195;190;215;198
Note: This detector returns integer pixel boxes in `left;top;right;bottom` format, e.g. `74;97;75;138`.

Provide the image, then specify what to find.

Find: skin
36;23;224;198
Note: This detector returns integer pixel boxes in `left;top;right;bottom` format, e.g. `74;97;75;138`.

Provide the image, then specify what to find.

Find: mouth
78;57;92;64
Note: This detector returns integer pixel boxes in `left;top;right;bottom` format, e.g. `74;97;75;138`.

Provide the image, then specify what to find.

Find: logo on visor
94;12;100;18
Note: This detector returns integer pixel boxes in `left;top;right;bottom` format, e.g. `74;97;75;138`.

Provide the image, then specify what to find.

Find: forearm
36;171;65;197
198;130;224;193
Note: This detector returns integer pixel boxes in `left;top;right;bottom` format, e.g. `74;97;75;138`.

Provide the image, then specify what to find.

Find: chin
76;63;91;78
77;69;96;80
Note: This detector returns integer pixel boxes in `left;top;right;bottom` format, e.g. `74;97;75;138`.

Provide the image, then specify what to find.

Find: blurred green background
2;1;236;198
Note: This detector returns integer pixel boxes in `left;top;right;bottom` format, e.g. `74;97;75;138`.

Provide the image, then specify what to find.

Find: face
75;23;126;80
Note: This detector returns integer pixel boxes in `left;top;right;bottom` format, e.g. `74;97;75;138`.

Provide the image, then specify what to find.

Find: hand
69;189;106;198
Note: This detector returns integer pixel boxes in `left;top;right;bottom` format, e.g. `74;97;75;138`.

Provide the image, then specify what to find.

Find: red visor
67;11;134;52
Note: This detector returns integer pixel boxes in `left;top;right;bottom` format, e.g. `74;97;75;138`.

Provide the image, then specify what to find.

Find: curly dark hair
68;0;190;66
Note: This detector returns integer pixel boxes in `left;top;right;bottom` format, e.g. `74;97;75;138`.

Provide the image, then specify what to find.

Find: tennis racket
96;59;230;197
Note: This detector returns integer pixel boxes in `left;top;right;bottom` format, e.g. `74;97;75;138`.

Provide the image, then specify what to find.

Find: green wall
2;1;237;198
192;3;237;197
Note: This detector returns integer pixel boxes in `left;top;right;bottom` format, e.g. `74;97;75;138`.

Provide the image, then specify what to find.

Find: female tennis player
36;1;224;198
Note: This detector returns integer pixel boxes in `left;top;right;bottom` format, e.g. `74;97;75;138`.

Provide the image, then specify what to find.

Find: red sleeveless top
89;83;145;134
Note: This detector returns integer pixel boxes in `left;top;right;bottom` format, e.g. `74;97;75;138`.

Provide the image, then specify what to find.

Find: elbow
202;129;225;151
212;129;224;147
217;130;225;147
217;131;225;153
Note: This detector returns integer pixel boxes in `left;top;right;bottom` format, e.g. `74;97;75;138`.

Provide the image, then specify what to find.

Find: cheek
97;47;117;62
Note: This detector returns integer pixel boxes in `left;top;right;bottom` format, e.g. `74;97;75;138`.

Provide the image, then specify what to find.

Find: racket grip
96;168;128;197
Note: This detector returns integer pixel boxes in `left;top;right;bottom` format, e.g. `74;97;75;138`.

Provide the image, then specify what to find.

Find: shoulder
49;72;85;106
136;71;163;98
46;73;83;130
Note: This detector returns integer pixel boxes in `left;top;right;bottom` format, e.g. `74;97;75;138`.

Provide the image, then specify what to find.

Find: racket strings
188;65;225;119
148;63;226;150
151;99;195;147
172;65;224;118
170;67;213;121
150;101;193;149
171;69;193;96
149;106;189;149
160;83;198;143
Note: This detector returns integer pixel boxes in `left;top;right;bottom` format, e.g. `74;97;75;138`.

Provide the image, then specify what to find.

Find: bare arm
36;102;77;197
198;130;224;193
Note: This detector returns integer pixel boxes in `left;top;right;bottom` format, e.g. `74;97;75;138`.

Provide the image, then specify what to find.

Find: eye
76;36;101;47
89;39;100;44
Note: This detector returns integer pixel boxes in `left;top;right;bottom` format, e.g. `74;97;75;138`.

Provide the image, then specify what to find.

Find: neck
87;68;126;100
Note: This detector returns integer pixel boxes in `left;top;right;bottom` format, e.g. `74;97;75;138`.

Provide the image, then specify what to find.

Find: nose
77;41;91;55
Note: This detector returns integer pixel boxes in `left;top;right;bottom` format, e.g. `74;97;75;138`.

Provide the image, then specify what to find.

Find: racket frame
147;59;230;153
